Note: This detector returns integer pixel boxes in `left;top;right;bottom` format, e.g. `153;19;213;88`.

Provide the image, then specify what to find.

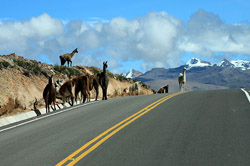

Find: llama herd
42;48;109;113
42;48;187;113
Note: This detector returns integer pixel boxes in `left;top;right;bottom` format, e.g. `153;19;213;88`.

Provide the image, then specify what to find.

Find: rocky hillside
0;53;153;117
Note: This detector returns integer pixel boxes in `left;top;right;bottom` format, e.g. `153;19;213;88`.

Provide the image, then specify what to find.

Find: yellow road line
56;91;187;166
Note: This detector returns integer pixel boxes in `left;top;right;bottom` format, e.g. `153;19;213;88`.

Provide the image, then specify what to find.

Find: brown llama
72;75;90;103
58;79;75;107
157;85;169;93
43;76;56;113
89;74;99;101
60;48;78;67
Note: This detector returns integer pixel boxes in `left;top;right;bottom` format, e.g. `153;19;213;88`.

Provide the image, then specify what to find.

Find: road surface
0;89;249;166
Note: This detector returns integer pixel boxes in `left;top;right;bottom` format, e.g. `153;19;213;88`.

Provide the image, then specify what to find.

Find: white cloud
0;10;250;73
179;9;250;58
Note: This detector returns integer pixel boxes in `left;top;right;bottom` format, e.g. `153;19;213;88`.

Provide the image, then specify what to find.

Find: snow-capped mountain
186;58;212;70
186;58;250;71
231;60;250;70
219;59;235;68
125;69;143;79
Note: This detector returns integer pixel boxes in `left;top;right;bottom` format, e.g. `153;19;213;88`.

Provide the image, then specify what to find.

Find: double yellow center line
56;91;187;166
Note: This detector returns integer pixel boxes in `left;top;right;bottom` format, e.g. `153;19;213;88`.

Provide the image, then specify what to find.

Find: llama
58;79;75;107
129;81;141;96
99;61;109;100
43;76;56;113
178;67;186;92
157;85;169;93
59;48;78;67
72;75;90;103
89;74;99;101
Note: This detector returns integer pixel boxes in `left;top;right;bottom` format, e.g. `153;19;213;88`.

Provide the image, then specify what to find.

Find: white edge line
0;101;97;133
241;88;250;103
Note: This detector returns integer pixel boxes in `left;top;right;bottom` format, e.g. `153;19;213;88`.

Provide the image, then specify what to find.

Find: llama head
49;76;54;85
74;48;78;53
103;61;108;69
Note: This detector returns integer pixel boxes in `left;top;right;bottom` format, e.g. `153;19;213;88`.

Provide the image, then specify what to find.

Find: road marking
0;101;98;133
56;91;187;166
241;88;250;103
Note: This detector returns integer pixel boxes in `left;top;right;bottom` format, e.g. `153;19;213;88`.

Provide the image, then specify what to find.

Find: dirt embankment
0;53;153;118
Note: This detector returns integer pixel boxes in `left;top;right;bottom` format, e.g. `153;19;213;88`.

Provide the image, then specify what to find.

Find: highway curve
0;89;249;166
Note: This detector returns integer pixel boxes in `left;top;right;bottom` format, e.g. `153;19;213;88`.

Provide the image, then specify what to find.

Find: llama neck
49;77;53;85
70;50;76;58
103;66;106;74
183;70;186;82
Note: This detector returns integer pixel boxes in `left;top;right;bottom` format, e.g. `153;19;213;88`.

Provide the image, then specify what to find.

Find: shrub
90;67;100;75
54;64;82;76
116;75;127;82
23;70;30;77
0;61;11;69
107;71;114;78
13;59;42;75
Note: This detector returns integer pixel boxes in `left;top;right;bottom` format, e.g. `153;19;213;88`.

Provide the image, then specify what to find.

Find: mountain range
127;58;250;93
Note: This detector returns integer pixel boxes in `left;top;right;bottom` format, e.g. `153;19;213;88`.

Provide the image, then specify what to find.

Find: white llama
178;67;186;92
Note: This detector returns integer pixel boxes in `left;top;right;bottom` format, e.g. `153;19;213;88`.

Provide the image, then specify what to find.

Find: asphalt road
0;89;249;166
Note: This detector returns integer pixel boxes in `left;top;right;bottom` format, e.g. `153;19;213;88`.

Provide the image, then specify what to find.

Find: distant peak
186;57;212;70
125;69;143;79
219;59;234;68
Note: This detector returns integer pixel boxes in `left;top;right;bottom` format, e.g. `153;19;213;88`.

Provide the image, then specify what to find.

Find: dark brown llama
43;76;56;113
99;61;109;100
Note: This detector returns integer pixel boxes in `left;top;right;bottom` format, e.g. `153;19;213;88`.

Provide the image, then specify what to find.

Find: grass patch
54;64;82;76
13;59;42;76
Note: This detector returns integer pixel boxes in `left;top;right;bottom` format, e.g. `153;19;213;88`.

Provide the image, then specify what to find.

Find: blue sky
1;0;250;73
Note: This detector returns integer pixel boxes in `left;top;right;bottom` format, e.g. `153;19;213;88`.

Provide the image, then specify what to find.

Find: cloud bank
0;10;250;73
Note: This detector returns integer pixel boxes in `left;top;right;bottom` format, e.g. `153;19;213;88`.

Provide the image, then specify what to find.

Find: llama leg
95;87;98;101
70;96;74;106
53;102;56;111
82;95;86;103
88;91;90;102
104;88;107;100
62;97;66;108
102;87;104;100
